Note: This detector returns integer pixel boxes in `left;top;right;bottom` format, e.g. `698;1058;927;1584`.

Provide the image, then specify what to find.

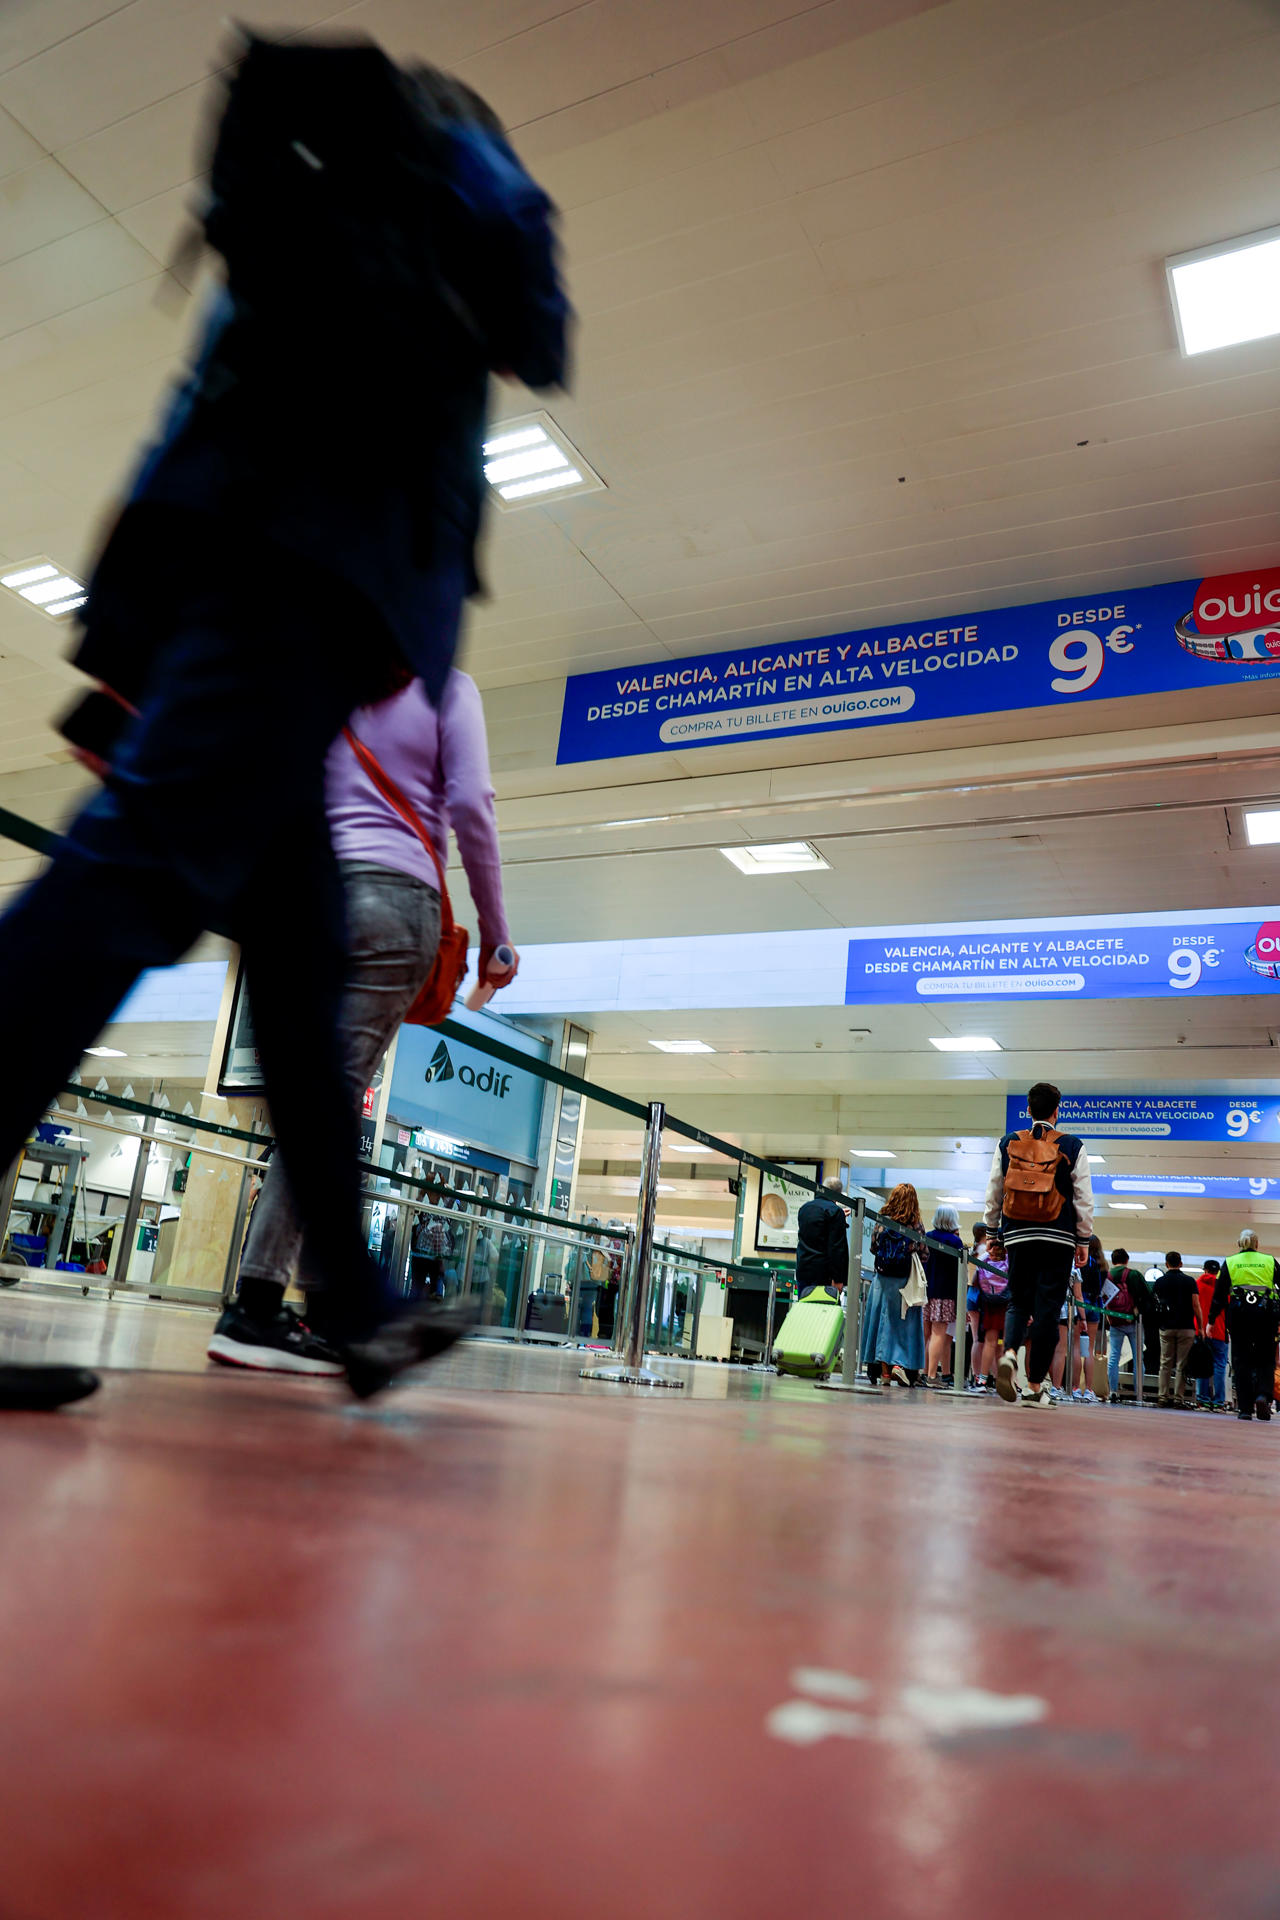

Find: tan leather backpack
1002;1125;1067;1223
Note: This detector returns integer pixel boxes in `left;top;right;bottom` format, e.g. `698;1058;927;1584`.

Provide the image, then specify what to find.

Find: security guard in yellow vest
1211;1230;1280;1421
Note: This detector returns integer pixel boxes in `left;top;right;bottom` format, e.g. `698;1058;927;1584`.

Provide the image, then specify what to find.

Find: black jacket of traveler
1151;1268;1199;1332
796;1196;848;1295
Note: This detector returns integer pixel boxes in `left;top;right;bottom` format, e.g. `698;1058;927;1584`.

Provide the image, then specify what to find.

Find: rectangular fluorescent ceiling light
937;1195;973;1204
482;411;605;510
1167;226;1280;356
1088;1155;1105;1163
720;841;829;875
1110;1202;1147;1211
1;557;87;620
1243;808;1280;846
850;1149;895;1159
84;1046;126;1058
929;1035;1001;1052
649;1039;715;1053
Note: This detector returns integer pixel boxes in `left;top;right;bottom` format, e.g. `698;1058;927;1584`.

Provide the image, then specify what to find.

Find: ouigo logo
1245;921;1280;980
1176;567;1280;664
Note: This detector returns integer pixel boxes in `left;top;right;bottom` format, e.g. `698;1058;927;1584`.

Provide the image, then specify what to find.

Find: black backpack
874;1228;914;1280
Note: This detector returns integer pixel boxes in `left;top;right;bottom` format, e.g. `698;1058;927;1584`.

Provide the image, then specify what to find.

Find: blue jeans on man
1108;1324;1140;1398
1197;1335;1229;1406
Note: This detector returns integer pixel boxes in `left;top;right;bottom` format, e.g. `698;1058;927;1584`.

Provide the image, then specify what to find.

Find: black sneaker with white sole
207;1304;344;1377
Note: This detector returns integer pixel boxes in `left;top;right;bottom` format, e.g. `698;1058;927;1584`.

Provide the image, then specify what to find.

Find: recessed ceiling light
1167;226;1280;355
482;411;604;510
937;1195;974;1204
1088;1154;1106;1164
929;1035;1001;1052
1110;1202;1148;1212
1;556;87;620
1243;808;1280;846
850;1149;896;1159
720;841;829;875
84;1046;126;1058
649;1039;715;1054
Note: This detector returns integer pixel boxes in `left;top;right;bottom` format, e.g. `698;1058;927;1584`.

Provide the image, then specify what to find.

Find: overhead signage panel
848;912;1280;1005
1095;1175;1280;1201
486;908;1280;1016
556;567;1280;764
1003;1093;1280;1144
895;1163;1280;1201
388;1008;549;1168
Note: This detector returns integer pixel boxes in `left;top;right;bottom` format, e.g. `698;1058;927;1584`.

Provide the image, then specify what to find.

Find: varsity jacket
984;1123;1093;1249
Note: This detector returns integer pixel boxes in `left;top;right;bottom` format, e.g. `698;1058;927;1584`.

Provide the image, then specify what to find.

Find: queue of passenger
855;1079;1280;1419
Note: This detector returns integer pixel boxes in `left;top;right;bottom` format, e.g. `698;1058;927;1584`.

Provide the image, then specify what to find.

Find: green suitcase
771;1285;844;1378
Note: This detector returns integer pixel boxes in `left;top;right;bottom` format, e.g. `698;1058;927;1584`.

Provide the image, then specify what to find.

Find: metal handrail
45;1083;791;1283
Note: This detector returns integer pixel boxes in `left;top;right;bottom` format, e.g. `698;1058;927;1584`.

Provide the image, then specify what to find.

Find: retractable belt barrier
0;803;1006;1379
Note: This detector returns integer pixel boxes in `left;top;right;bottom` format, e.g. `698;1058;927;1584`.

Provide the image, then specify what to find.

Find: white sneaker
1020;1383;1054;1408
1076;1388;1098;1405
995;1352;1019;1403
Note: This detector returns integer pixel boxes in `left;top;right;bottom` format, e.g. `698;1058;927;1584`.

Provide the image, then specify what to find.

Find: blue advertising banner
557;565;1280;764
847;910;1280;1005
1003;1093;1280;1142
1093;1174;1280;1201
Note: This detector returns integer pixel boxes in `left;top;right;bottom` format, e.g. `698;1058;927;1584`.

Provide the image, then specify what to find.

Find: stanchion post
750;1268;779;1372
689;1269;704;1360
843;1197;864;1382
952;1248;968;1391
816;1196;877;1394
110;1113;157;1294
581;1102;683;1389
1134;1309;1145;1405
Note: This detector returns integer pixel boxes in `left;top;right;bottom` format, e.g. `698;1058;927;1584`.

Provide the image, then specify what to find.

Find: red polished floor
0;1330;1277;1919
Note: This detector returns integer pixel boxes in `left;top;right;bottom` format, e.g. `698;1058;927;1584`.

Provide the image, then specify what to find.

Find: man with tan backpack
984;1082;1094;1409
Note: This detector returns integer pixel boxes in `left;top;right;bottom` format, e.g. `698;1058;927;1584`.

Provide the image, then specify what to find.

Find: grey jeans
239;861;441;1290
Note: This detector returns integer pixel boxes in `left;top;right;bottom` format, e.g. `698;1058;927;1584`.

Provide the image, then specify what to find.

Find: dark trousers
1227;1293;1280;1411
1004;1239;1074;1386
0;554;424;1344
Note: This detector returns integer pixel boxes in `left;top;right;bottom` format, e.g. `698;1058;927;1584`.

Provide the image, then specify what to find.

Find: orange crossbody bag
342;726;469;1026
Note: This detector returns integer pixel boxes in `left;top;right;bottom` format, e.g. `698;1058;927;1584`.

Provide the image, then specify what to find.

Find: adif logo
425;1040;455;1084
424;1039;514;1100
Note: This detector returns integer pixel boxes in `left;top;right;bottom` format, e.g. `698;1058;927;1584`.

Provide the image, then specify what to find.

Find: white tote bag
900;1250;928;1316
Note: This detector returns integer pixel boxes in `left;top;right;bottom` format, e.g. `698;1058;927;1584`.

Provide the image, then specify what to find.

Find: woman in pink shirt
209;669;515;1374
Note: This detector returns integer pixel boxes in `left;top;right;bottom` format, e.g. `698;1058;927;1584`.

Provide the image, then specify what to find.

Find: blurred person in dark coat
0;39;569;1406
